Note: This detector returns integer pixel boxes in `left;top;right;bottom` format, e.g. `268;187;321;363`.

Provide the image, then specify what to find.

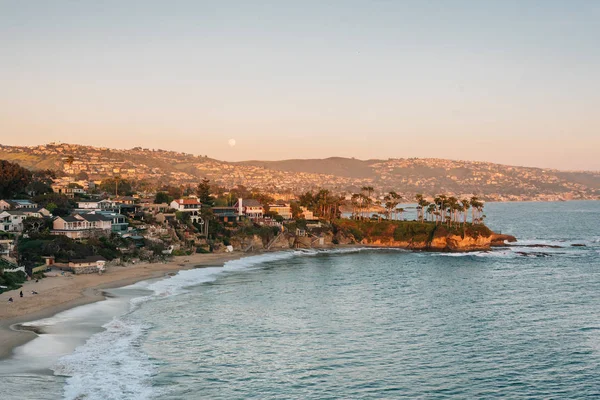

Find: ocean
1;201;600;399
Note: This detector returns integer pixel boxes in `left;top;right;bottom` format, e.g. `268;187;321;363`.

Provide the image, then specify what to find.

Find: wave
54;248;372;399
55;319;156;400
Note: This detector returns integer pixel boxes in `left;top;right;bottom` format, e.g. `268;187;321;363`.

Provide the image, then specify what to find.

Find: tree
75;171;89;181
0;160;32;198
290;201;303;220
33;193;75;217
196;178;215;207
154;192;171;204
22;217;49;236
99;177;132;196
470;196;484;224
461;199;471;225
415;194;428;222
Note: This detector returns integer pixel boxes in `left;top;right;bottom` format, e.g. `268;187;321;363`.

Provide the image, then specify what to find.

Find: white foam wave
435;250;515;258
54;249;366;399
56;318;156;400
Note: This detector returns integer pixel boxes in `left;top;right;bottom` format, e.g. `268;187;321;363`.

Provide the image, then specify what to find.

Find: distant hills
1;143;599;201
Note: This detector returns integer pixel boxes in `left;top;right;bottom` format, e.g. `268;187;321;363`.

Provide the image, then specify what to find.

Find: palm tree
461;199;470;225
384;191;401;220
447;197;459;225
351;193;361;219
415;194;425;222
470;196;484;224
426;203;436;222
397;207;405;221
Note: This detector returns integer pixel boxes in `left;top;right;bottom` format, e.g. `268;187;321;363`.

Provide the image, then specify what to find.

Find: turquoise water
1;201;600;399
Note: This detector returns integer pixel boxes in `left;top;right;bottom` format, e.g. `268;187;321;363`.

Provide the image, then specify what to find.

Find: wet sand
0;252;245;359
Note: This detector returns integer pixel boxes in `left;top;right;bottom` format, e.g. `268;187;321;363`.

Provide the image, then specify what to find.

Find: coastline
0;252;245;360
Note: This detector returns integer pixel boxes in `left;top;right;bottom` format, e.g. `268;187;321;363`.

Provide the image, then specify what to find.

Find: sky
1;0;599;170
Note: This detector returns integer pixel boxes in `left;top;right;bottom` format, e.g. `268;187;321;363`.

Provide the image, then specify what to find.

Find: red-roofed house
170;198;202;223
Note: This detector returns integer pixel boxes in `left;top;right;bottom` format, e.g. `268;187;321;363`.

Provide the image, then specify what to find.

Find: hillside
1;143;599;201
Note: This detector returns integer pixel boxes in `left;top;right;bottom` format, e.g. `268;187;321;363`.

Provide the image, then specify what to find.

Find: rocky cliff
334;220;516;252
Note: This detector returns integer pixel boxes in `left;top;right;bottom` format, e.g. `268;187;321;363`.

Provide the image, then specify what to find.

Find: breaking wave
53;249;374;399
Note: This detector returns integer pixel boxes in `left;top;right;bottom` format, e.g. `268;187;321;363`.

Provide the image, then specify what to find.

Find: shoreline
0;251;246;360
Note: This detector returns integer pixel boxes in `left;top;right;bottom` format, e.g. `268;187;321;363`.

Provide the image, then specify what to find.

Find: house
170;198;202;223
77;199;116;211
212;207;240;222
113;196;136;205
141;203;170;215
300;206;317;221
268;203;292;220
22;207;52;218
10;199;38;209
233;199;264;220
51;214;112;239
94;211;129;233
0;200;13;211
0;199;38;210
0;211;26;232
58;256;107;274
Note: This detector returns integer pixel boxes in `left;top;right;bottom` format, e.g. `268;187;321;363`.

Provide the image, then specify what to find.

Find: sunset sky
1;1;599;170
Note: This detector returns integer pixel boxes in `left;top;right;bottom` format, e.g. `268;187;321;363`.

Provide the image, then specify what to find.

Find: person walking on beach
20;290;23;298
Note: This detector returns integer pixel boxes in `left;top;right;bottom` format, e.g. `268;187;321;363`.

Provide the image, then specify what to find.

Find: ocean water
1;201;600;399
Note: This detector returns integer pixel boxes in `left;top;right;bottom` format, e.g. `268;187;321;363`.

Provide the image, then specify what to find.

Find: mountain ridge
1;143;599;201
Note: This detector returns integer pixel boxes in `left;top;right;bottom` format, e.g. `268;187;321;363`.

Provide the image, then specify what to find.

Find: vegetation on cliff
333;219;495;250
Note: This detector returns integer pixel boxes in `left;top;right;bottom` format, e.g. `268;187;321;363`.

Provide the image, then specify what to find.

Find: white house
77;199;116;211
0;211;26;232
170;198;202;223
234;198;264;220
51;214;112;239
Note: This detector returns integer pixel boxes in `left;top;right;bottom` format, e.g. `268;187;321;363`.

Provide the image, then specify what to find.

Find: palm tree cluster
415;194;485;226
350;186;378;219
299;189;343;221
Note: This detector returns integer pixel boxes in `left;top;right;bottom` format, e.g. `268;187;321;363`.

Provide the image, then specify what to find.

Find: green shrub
0;271;27;293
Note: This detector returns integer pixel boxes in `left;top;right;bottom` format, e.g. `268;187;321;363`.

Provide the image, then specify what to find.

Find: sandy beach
0;252;245;359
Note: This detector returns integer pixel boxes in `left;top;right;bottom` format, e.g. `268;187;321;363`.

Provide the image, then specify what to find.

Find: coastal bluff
333;220;516;252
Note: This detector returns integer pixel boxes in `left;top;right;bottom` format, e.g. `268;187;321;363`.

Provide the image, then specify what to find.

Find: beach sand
0;252;245;359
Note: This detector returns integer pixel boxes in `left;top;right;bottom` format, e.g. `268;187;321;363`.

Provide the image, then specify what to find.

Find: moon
228;138;236;147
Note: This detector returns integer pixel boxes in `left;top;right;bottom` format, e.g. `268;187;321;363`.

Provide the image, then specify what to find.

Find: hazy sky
1;1;599;170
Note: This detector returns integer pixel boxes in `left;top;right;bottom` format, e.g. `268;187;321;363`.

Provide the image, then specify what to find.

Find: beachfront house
54;255;107;274
170;198;202;223
233;198;264;220
51;214;112;239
